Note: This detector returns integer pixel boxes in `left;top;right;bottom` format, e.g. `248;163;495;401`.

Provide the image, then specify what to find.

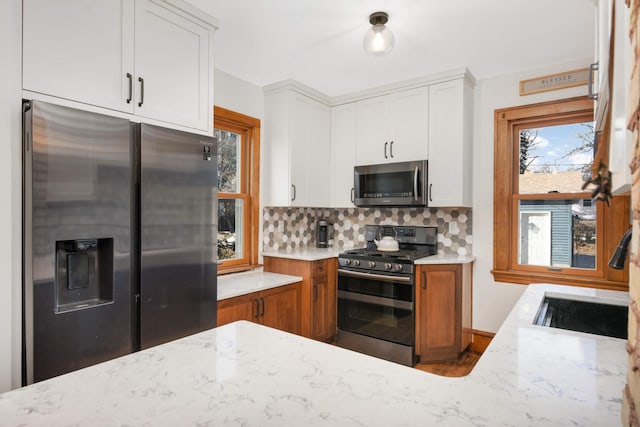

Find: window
493;97;629;289
214;106;260;274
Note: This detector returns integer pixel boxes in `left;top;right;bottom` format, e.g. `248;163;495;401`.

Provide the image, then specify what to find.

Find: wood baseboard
470;329;495;353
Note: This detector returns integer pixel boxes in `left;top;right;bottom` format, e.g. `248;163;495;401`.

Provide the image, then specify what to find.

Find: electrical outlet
448;222;459;234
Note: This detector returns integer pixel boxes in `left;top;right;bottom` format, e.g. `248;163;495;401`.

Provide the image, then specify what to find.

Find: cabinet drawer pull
389;141;394;158
351;187;355;203
291;184;296;201
138;76;144;107
313;284;318;302
384;142;388;159
126;73;133;104
260;297;265;316
422;270;427;290
429;183;433;202
254;298;260;318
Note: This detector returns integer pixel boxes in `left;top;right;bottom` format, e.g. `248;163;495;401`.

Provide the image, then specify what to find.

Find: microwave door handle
414;166;419;202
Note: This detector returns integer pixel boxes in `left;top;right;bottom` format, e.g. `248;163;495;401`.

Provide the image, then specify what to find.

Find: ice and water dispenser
54;238;114;313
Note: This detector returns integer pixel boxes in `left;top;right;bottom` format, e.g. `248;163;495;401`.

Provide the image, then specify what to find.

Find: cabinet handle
422;271;427;290
138;77;144;107
384;142;388;159
260;297;265;317
254;298;260;318
588;62;598;101
351;187;355;203
291;184;296;201
429;183;433;202
126;73;133;104
313;284;318;302
389;141;394;158
413;166;419;202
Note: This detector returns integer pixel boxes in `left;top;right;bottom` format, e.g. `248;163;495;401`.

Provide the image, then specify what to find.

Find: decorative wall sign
519;68;589;96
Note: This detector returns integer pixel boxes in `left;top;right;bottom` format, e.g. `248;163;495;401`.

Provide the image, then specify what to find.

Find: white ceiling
186;0;595;97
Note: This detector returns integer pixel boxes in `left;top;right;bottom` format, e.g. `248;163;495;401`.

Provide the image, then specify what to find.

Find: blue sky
523;121;594;173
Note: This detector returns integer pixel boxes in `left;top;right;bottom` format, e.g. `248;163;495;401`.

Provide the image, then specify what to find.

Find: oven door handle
338;269;412;283
338;290;413;310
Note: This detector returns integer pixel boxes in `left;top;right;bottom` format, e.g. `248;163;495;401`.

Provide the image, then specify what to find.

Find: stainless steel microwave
354;160;428;207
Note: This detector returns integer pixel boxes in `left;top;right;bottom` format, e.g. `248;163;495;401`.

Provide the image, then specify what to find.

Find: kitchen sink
533;295;628;339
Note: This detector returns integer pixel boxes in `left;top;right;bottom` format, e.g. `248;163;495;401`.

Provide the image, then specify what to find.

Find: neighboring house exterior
518;171;595;268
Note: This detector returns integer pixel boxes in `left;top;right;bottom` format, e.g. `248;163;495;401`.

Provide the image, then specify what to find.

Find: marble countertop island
0;284;627;426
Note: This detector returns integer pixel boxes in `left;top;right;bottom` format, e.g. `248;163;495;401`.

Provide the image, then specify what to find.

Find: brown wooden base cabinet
217;282;301;335
263;257;337;342
415;263;472;362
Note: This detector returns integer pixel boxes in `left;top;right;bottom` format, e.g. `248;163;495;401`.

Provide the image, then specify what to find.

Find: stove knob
368;261;376;268
343;259;351;265
353;259;360;266
394;264;403;272
384;263;392;271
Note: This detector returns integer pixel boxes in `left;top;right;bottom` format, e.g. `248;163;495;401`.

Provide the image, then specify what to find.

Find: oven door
337;269;414;346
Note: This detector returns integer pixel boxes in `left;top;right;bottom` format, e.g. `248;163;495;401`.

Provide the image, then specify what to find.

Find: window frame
493;96;629;289
214;106;260;274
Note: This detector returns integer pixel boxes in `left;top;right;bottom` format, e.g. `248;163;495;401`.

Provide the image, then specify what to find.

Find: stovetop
340;248;433;262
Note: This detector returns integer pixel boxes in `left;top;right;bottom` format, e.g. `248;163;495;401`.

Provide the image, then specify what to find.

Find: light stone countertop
414;253;476;264
217;271;303;300
263;246;475;264
0;283;627;426
261;246;344;261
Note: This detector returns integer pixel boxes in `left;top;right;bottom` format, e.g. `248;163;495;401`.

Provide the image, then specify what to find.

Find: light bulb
363;24;394;56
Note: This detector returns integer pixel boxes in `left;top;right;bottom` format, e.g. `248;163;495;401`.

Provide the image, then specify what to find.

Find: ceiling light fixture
363;11;394;56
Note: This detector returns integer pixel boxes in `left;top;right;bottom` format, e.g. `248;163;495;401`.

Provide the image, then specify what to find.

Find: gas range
336;224;437;366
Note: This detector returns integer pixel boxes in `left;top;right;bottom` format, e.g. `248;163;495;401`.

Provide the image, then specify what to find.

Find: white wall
0;0;23;392
472;58;593;333
214;68;264;120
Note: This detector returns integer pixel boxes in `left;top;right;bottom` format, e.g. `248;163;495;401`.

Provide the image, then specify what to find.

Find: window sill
218;264;262;276
491;269;628;291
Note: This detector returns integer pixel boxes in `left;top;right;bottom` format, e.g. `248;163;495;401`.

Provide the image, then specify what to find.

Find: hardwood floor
414;349;481;377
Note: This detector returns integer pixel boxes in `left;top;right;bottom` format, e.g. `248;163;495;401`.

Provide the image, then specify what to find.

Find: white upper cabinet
22;0;217;134
608;0;633;194
330;103;358;207
23;0;135;113
134;0;211;131
427;77;474;207
264;87;331;207
356;87;428;165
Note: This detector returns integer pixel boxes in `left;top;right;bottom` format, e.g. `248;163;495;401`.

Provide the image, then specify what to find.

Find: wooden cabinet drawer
312;260;328;278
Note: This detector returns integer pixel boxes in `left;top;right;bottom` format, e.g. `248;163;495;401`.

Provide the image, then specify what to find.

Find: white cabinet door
330;104;358;207
356;88;428;165
264;89;331;207
389;87;429;162
428;79;473;207
134;0;211;132
356;96;389;165
23;0;135;113
304;99;332;207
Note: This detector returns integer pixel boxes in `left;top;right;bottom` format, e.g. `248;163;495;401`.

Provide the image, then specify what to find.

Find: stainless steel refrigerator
22;100;218;384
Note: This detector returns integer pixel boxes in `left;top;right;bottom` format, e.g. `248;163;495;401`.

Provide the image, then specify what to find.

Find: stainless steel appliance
336;225;436;366
22;100;218;384
354;160;428;207
316;220;332;248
